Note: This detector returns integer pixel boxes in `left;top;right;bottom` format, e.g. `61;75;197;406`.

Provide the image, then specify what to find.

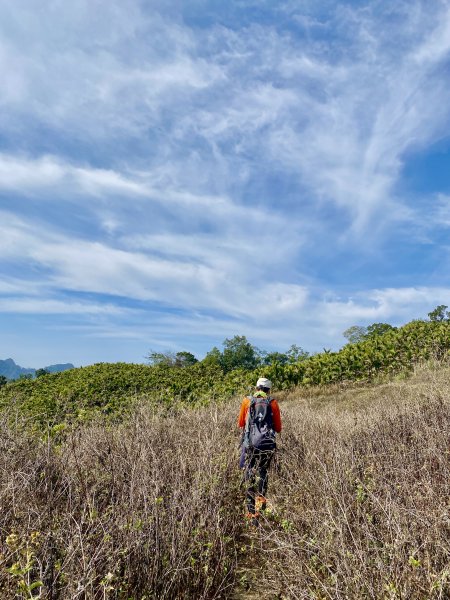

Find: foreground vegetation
0;405;242;599
0;361;449;598
255;363;450;598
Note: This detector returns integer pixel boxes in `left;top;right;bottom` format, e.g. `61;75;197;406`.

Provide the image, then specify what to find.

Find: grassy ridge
0;320;448;427
0;363;448;598
0;362;250;427
262;319;450;388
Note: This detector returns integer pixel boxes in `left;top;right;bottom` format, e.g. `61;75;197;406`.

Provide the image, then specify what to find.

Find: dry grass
0;406;244;599
0;362;449;599
253;363;450;599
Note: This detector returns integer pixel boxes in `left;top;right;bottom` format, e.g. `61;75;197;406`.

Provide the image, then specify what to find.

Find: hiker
238;377;282;524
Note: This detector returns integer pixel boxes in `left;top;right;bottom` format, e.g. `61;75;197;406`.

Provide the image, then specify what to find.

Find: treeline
148;338;309;372
148;304;450;373
263;319;449;388
0;314;448;428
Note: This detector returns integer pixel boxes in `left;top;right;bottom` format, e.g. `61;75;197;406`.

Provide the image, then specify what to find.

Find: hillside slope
0;362;448;599
235;363;450;598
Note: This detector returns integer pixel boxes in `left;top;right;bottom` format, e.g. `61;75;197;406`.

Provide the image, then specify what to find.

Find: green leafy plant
5;532;43;599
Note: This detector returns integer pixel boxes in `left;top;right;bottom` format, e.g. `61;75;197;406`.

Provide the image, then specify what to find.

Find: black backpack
243;396;276;451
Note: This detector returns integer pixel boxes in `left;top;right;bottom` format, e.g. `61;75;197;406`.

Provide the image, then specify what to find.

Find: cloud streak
0;0;449;365
0;209;306;322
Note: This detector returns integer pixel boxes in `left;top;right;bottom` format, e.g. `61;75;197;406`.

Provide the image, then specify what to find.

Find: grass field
237;362;450;599
1;361;449;599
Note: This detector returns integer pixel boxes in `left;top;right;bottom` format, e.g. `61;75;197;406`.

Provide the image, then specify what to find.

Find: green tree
174;352;198;368
0;375;7;387
262;351;289;365
146;351;176;367
286;344;309;363
147;350;198;368
262;344;309;365
221;335;260;373
35;368;50;378
343;325;368;344
202;347;222;368
428;305;449;322
365;323;397;338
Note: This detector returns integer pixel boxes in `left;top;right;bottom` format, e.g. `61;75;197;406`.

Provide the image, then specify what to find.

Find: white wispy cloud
2;1;449;236
0;154;146;196
0;277;47;296
0;297;129;316
435;195;450;227
262;4;450;232
0;1;224;144
321;286;450;324
0;153;287;226
0;0;449;364
0;210;306;321
37;284;449;358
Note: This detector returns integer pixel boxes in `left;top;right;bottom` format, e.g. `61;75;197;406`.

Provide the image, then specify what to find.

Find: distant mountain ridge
0;358;74;380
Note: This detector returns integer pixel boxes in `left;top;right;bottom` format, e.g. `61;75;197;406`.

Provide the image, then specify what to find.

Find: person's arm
271;399;282;433
238;397;250;428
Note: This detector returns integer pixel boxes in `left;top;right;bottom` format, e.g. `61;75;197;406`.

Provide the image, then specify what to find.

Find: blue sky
1;0;449;368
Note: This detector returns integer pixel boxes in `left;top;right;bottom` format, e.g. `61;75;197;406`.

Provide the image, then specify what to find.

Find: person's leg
257;450;274;511
239;444;246;469
245;450;259;515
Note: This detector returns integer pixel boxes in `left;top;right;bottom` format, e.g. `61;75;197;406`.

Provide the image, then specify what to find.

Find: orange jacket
238;396;282;433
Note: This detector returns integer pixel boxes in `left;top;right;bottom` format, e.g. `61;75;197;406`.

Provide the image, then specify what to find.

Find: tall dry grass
258;363;450;599
0;363;449;599
0;406;244;599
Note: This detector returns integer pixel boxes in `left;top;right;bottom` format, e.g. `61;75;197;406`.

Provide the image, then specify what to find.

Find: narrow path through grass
231;363;450;599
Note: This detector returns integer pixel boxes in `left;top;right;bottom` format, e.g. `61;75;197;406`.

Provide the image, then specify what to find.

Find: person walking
238;377;282;525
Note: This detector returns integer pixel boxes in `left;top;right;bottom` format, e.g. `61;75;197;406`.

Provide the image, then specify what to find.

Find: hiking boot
256;495;267;513
245;512;260;527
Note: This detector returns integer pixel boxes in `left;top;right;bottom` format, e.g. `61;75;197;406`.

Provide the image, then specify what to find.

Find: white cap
256;377;272;389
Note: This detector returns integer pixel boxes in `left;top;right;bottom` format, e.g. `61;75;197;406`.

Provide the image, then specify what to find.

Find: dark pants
244;447;275;514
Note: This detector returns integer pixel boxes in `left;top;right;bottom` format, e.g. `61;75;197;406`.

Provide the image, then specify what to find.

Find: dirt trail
231;502;290;600
232;528;278;599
